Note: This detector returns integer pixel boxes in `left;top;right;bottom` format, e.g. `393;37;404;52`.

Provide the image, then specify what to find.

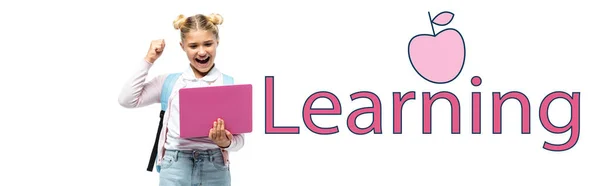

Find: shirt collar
181;64;221;82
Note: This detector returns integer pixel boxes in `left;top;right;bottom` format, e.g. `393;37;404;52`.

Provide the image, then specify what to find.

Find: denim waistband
165;149;223;161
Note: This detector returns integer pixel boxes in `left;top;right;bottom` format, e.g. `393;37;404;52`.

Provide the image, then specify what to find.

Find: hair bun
173;14;187;30
207;13;223;25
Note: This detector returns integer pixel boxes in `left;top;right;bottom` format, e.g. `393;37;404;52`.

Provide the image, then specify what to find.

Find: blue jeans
159;149;231;186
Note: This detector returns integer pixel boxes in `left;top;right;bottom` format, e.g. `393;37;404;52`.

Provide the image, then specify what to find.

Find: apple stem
428;11;435;35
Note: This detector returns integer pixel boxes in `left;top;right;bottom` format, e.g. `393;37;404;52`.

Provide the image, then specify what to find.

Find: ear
179;42;184;50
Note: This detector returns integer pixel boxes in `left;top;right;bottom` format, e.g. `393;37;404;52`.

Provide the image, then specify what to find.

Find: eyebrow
188;40;214;45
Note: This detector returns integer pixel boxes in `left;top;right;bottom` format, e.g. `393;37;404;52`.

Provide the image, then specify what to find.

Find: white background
1;0;599;185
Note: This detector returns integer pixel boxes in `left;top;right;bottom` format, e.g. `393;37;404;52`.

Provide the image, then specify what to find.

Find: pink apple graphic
408;11;466;84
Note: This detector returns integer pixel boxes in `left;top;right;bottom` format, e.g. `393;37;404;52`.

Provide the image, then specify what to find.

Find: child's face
180;30;219;74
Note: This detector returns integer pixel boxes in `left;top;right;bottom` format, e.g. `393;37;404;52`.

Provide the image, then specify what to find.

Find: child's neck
192;63;215;79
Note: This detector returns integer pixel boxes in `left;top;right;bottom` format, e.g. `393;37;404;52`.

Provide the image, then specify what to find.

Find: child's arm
118;59;166;108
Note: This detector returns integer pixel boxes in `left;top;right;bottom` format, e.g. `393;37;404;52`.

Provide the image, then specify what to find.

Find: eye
189;44;198;49
204;43;213;47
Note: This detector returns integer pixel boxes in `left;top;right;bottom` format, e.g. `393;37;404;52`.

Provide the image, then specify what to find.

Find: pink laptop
178;84;253;138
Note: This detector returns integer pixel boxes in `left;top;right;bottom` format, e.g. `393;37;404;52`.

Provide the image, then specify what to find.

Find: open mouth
194;56;210;64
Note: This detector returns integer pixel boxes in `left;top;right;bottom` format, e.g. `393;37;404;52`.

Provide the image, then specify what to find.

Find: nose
197;48;207;56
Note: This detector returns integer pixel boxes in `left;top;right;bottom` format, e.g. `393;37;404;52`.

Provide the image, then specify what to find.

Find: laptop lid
178;84;253;138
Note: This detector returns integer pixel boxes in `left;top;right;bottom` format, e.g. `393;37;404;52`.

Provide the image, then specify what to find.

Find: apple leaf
431;11;454;26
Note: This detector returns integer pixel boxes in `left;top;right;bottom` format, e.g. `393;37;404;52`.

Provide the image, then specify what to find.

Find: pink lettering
303;91;341;135
347;91;382;135
472;92;481;134
422;92;461;134
263;76;582;152
539;92;580;151
472;76;482;134
393;91;416;134
265;76;300;134
492;92;531;134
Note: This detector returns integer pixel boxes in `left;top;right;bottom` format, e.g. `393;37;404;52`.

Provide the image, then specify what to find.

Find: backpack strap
147;72;182;172
223;74;234;85
220;73;234;167
160;73;183;111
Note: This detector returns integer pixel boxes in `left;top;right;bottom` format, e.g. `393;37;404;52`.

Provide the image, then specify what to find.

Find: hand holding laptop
209;118;233;148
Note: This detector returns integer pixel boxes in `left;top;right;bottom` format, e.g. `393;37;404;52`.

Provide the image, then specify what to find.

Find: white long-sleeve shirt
118;59;245;152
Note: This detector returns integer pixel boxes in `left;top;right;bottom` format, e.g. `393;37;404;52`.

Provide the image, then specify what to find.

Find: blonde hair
173;13;223;40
